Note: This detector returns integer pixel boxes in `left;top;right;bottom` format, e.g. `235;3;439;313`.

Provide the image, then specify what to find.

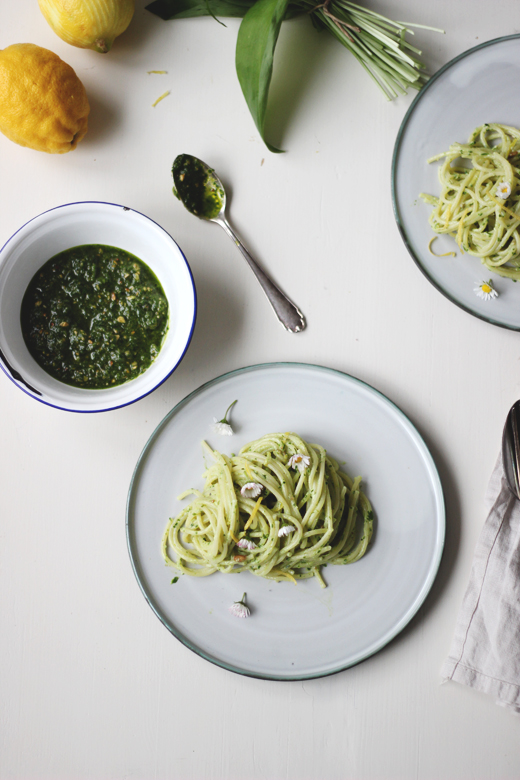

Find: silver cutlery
172;154;306;334
502;400;520;499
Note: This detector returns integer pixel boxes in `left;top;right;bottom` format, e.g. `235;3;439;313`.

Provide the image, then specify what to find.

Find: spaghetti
161;432;374;588
420;123;520;279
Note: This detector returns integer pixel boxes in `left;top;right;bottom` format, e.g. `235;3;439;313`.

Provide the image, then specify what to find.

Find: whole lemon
0;43;89;154
38;0;135;54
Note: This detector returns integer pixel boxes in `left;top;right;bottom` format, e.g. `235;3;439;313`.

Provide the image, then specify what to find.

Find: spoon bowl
172;154;306;333
502;400;520;499
172;154;226;221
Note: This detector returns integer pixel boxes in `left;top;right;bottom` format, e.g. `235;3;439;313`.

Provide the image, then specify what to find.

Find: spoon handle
214;215;306;333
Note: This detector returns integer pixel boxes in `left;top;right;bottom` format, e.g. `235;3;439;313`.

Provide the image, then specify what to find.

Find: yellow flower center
482;284;492;293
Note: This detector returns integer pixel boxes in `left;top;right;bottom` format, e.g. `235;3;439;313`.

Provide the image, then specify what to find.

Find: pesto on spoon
172;154;305;333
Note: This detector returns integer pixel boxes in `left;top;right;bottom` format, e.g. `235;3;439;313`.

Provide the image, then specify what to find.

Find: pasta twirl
162;433;374;588
420;123;520;279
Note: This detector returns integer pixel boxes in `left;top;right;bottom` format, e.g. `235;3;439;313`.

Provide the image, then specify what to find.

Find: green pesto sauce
172;154;224;219
21;244;169;389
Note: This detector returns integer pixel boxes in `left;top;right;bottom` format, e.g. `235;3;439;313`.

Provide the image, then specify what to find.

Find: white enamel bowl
0;201;197;412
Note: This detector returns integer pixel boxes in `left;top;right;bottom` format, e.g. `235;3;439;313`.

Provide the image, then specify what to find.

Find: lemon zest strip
428;236;456;257
489;194;520;222
270;567;297;584
244;496;263;531
152;91;170;107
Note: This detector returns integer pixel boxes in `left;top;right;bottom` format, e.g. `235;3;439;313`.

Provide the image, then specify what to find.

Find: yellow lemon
39;0;135;54
0;43;89;154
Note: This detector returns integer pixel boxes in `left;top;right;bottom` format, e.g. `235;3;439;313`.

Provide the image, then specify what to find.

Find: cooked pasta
161;432;374;588
420;123;520;279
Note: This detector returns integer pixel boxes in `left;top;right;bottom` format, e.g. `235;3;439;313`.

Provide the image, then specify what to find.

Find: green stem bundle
304;0;440;100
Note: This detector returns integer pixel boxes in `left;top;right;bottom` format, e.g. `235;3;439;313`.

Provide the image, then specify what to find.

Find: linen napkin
440;449;520;713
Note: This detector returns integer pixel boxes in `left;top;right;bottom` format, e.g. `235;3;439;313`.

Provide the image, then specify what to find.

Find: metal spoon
172;154;306;333
502;400;520;499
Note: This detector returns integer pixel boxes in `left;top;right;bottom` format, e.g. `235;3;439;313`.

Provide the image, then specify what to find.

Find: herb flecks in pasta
161;433;374;588
420;124;520;279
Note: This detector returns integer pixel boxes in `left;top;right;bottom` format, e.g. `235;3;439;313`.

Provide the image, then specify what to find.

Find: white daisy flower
229;593;250;618
474;280;499;301
240;482;263;499
287;453;311;473
211;400;237;436
496;181;512;200
212;419;233;436
237;538;257;550
278;525;295;538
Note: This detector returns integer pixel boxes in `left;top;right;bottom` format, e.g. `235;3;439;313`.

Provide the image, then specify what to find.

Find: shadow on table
263;17;339;151
361;410;463;662
81;90;121;149
294;407;464;684
393;421;461;632
173;260;244;379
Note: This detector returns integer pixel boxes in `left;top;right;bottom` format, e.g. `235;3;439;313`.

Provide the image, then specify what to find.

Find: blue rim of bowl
391;33;520;331
126;361;446;681
0;200;197;412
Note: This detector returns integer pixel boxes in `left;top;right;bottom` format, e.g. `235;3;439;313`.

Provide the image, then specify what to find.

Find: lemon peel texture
0;43;90;154
38;0;135;53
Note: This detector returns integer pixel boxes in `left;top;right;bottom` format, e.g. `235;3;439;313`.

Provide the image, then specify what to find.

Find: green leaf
235;0;290;152
146;0;255;20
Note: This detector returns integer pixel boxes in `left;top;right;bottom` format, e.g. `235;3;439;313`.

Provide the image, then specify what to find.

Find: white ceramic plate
126;363;445;680
392;34;520;329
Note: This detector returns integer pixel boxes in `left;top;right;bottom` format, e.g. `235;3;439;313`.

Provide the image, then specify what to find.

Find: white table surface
1;1;520;777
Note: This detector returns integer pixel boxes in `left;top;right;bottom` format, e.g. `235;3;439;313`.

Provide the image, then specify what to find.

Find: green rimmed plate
126;363;444;680
393;34;520;329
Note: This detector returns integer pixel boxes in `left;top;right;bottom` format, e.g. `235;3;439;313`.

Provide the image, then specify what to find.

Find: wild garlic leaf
235;0;290;152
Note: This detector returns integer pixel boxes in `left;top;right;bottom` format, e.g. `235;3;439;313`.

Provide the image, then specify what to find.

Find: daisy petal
229;593;250;618
240;482;263;498
287;453;311;473
237;538;257;550
496;181;512;200
474;280;498;301
212;419;234;436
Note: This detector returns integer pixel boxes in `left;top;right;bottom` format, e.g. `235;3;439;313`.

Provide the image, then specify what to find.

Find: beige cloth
441;450;520;713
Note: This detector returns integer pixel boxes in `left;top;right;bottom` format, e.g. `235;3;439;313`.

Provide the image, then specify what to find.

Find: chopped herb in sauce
172;154;224;220
21;244;169;389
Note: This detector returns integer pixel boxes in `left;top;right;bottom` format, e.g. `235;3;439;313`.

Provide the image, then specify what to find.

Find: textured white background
1;1;520;778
